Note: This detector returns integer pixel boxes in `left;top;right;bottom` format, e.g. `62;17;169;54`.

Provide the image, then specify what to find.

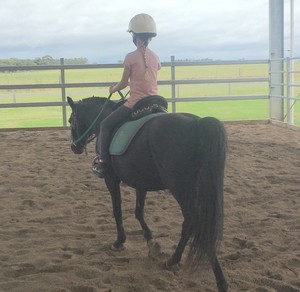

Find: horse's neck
91;104;114;134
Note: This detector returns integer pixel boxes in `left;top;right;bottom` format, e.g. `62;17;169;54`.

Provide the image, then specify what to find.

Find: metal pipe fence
0;56;298;127
269;57;300;124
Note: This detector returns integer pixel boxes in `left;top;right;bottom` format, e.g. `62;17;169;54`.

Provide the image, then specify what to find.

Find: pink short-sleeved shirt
123;48;161;108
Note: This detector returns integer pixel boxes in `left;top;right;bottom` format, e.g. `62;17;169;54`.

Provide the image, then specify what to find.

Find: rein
72;91;126;147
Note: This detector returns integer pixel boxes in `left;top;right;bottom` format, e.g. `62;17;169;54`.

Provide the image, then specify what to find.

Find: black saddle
131;95;168;119
114;95;168;120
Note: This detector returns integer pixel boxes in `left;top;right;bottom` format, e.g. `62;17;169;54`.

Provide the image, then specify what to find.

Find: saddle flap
109;113;165;156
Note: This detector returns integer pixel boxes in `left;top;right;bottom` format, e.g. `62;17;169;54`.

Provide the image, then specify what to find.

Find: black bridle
70;91;127;149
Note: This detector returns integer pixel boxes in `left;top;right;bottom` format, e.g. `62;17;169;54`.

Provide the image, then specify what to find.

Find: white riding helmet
127;13;157;37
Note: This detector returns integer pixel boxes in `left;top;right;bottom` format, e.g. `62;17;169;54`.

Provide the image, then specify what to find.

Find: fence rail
0;57;298;127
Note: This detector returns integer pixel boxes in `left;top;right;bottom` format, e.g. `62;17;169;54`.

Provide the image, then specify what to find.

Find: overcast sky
1;0;299;63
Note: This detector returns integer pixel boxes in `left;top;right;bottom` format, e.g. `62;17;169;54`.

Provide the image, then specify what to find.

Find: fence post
286;58;290;123
289;0;295;124
286;58;294;125
171;56;176;113
60;58;67;126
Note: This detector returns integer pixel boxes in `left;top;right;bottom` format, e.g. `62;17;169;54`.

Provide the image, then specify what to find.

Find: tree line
0;55;88;66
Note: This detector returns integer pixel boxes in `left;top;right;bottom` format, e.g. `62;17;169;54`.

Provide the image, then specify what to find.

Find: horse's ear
67;96;75;110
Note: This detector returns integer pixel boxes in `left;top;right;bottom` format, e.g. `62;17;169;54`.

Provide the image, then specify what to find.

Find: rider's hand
109;84;117;94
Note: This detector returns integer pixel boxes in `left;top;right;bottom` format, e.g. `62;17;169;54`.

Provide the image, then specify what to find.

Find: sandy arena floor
0;122;299;292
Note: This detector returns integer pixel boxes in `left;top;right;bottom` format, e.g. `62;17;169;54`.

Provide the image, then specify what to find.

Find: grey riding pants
96;105;132;161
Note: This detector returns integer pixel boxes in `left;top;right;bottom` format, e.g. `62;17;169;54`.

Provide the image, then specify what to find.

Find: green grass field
0;63;299;128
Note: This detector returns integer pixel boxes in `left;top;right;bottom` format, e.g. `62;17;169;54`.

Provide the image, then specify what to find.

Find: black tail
188;117;227;270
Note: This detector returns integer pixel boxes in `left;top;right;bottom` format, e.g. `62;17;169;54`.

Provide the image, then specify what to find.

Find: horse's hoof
147;239;161;258
165;260;180;271
217;282;229;292
110;243;125;251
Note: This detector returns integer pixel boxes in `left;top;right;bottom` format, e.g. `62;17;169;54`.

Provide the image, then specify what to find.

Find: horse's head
67;96;116;154
67;96;90;154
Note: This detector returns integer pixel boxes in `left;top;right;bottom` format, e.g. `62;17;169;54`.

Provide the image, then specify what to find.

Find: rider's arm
109;65;130;93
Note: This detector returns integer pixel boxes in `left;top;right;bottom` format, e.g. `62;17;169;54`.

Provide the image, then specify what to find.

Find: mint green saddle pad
109;113;164;155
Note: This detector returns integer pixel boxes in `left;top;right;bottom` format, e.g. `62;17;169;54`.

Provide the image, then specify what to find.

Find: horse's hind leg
135;189;152;241
135;189;162;258
210;256;228;292
166;217;191;269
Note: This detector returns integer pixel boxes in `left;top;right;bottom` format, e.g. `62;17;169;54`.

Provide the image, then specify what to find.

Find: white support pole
269;0;284;121
288;0;295;124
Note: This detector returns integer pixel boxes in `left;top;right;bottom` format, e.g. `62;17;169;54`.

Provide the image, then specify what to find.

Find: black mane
80;96;111;105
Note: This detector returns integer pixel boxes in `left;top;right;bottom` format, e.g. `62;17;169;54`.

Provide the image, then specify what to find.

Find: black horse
67;96;228;291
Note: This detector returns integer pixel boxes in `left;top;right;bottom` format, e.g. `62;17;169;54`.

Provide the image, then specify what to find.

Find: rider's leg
92;105;132;177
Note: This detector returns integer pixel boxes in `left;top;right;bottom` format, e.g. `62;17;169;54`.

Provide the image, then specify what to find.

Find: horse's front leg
105;175;126;250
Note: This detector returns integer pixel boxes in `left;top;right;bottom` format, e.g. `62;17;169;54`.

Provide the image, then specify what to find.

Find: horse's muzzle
71;143;84;154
